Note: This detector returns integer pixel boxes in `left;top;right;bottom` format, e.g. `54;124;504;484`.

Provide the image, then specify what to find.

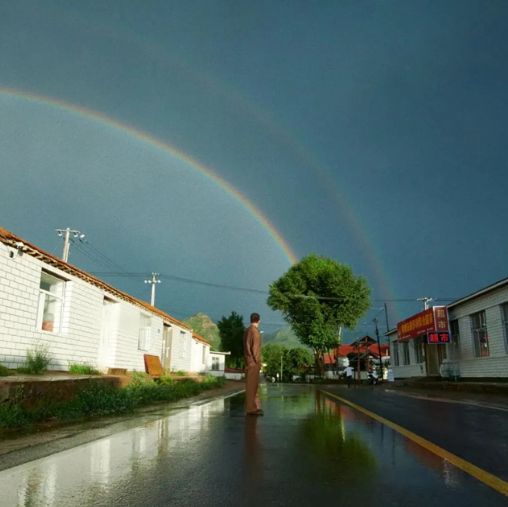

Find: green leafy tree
262;343;287;378
284;347;314;380
217;311;245;368
267;254;371;374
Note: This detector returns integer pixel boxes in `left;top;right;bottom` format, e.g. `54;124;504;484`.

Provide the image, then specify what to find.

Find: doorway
161;324;173;371
425;343;447;376
99;298;116;368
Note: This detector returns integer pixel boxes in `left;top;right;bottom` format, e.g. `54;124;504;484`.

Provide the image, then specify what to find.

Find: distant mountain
184;313;221;351
262;325;308;350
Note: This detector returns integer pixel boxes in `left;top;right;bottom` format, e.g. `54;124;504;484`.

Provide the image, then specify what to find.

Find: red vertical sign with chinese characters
433;306;449;333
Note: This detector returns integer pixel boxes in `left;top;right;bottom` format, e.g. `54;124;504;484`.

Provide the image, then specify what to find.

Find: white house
0;226;210;374
207;351;230;377
446;277;508;379
388;276;508;380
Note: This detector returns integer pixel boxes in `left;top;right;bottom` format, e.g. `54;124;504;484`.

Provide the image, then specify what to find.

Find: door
425;344;447;376
99;299;114;368
425;344;440;375
161;325;173;371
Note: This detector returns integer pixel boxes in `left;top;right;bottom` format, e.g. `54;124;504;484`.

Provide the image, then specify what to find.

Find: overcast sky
1;1;508;340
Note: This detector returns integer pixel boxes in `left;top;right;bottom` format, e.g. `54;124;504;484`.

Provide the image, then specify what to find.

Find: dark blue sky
1;1;508;340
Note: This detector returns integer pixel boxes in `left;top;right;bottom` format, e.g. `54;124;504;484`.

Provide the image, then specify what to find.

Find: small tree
267;254;371;375
284;347;314;381
217;311;245;368
262;343;287;379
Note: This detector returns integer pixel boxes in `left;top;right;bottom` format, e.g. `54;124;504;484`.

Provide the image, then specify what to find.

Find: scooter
367;371;378;385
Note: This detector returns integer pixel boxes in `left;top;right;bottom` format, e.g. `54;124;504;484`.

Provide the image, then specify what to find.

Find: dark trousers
347;375;352;388
245;363;261;413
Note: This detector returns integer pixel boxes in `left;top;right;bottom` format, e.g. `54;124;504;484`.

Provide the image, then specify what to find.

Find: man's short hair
250;313;260;324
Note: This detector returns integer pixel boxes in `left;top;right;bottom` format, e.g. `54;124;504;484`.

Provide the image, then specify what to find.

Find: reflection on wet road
0;385;506;506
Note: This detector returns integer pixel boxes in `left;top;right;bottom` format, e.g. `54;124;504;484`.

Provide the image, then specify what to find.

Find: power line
87;271;459;302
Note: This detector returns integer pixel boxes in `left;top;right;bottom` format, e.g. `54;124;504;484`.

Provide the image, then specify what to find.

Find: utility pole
384;303;390;333
374;318;384;377
417;297;435;310
280;353;283;383
144;273;161;307
55;228;85;262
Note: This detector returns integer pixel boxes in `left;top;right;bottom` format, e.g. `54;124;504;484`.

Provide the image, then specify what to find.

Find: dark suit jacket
243;325;261;366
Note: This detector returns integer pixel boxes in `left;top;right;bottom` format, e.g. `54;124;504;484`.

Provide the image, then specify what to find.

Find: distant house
207;351;230;377
0;226;210;374
327;337;390;380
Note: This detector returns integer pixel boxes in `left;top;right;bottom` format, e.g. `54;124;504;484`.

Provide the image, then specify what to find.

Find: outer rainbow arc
0;87;298;266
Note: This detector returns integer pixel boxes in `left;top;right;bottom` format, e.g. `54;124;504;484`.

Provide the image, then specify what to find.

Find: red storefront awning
397;306;450;342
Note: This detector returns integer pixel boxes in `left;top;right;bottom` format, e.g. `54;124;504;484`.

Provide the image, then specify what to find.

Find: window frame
470;311;489;358
37;270;66;334
392;341;400;367
414;336;425;364
211;356;220;371
138;313;151;351
180;331;187;358
202;345;206;364
402;342;410;365
502;304;508;354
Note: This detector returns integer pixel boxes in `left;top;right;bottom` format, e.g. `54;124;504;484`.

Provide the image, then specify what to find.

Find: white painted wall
207;352;226;377
0;246;104;370
168;328;193;373
189;338;210;374
0;242;195;372
448;285;508;378
389;332;426;379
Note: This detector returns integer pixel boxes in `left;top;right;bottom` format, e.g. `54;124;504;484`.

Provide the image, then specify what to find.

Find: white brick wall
169;329;193;372
389;332;426;379
189;338;210;374
0;244;195;373
448;285;508;378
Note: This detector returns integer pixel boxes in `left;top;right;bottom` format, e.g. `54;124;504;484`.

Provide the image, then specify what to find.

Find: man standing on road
243;312;263;416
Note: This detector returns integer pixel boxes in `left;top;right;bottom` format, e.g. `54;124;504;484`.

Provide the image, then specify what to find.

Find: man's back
243;324;261;366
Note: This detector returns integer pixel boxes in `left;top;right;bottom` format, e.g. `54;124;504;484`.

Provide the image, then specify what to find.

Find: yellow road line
321;389;508;498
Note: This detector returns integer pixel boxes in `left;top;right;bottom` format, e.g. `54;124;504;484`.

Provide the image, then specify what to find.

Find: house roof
447;275;508;309
323;352;336;365
369;344;390;357
334;343;390;359
0;225;191;331
192;333;212;347
351;335;377;346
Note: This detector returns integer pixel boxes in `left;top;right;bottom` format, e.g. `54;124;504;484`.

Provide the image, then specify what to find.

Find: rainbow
0;87;298;265
3;5;398;319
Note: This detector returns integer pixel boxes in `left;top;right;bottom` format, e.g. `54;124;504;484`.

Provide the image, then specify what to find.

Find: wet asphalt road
0;384;507;506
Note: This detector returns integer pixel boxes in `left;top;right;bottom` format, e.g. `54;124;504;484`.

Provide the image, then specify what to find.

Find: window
471;311;489;357
202;345;206;364
502;304;508;352
211;356;220;371
180;331;187;358
450;319;460;359
402;342;410;365
414;337;425;364
38;271;65;333
138;314;151;351
392;342;400;366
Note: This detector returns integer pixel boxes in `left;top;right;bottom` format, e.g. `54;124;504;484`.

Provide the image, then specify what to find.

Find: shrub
0;364;11;377
130;371;154;386
18;344;52;375
68;363;102;376
0;374;226;428
177;370;186;376
158;375;175;386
